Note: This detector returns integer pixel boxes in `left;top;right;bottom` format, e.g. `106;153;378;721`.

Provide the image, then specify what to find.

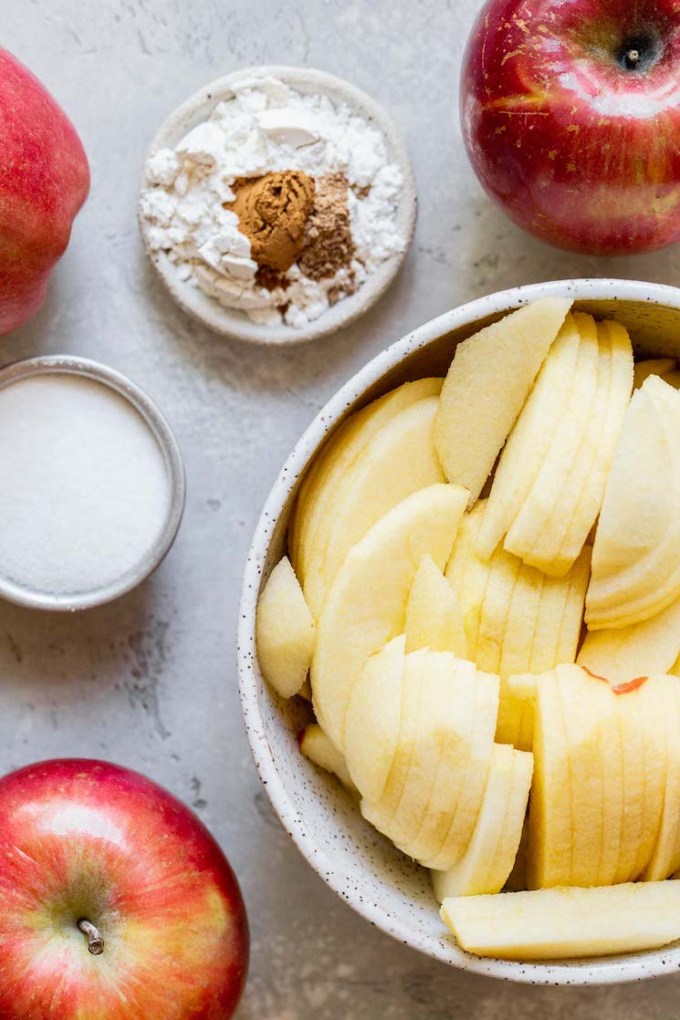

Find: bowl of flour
139;66;417;345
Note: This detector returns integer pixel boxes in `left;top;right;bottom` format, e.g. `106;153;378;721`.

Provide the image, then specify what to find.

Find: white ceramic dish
139;65;417;346
238;278;680;986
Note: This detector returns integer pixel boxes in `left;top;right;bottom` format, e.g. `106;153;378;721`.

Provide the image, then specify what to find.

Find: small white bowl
139;65;417;346
238;278;680;985
0;356;185;612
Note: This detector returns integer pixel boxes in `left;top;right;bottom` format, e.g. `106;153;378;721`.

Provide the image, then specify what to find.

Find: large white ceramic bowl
238;278;680;985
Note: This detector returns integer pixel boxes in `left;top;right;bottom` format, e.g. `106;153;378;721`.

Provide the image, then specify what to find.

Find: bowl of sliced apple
238;278;680;985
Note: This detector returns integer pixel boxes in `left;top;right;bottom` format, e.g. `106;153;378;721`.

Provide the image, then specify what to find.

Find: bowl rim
238;277;680;985
139;64;418;346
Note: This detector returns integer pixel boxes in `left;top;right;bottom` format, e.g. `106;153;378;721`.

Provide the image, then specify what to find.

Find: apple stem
625;48;640;68
78;918;104;956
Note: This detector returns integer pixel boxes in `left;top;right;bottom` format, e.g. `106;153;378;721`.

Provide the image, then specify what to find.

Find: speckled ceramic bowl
238;279;680;985
139;65;417;346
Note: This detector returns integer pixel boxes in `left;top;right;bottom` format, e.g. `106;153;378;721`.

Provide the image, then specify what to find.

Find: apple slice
553;320;634;574
644;681;680;881
312;484;468;748
300;724;357;793
361;653;499;870
344;635;405;804
476;312;582;560
405;555;468;656
361;652;472;865
302;396;446;617
434;297;572;507
528;665;610;888
440;883;680;960
446;502;490;658
528;665;668;889
451;502;589;679
496;673;536;751
256;556;315;698
586;376;680;629
633;357;675;388
431;744;533;900
578;593;680;684
507;314;632;579
424;668;500;870
290;378;442;582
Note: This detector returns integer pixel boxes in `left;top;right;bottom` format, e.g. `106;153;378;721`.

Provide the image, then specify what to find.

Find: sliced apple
642;680;680;881
290;378;442;582
504;315;632;577
451;502;589;679
405;555;468;656
434;297;572;507
441;882;680;960
446;502;490;658
536;545;591;672
256;556;315;698
587;376;680;629
425;669;500;870
312;484;468;748
551;320;634;572
496;673;536;751
361;652;499;870
528;665;668;889
476;311;582;560
528;665;607;888
633;357;675;388
432;744;533;900
361;652;472;865
344;635;405;804
300;724;357;793
578;593;680;684
302;396;446;617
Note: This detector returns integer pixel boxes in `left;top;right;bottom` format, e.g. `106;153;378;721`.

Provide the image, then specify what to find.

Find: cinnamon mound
228;170;315;273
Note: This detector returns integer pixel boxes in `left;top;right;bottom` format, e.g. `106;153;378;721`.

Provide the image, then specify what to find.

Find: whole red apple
0;49;89;333
461;0;680;255
0;759;248;1019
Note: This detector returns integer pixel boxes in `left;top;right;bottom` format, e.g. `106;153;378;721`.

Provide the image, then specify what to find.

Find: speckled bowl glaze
238;279;680;985
139;65;417;346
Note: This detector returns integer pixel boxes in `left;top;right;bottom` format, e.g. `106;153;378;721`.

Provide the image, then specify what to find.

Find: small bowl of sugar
139;65;417;345
0;356;185;611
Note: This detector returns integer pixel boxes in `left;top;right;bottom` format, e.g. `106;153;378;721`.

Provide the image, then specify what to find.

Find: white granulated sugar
0;375;170;595
140;76;405;331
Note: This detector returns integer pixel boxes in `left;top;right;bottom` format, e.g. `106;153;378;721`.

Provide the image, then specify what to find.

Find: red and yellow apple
461;0;680;255
0;759;248;1019
0;49;89;333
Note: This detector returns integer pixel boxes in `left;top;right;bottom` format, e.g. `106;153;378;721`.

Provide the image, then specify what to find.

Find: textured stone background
3;1;679;1016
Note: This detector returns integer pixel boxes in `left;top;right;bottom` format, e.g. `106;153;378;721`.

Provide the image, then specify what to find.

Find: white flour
0;375;170;595
140;76;405;330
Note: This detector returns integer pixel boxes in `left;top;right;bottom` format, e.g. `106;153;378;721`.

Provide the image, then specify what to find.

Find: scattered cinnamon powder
227;170;315;273
299;173;355;282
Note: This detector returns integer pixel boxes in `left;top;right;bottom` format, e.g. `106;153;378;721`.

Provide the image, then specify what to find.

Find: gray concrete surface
2;1;679;1016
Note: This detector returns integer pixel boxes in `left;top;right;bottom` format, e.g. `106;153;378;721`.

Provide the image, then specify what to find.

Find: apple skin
0;759;248;1019
460;0;680;255
0;49;89;334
